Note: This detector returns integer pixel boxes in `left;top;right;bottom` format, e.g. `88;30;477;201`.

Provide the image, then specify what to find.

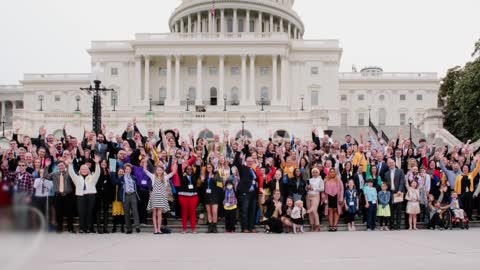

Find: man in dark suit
234;145;263;233
341;134;353;152
46;161;75;233
353;165;367;222
393;149;406;172
383;158;406;230
376;152;389;178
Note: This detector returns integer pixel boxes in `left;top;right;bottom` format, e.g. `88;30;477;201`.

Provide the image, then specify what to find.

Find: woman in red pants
178;165;201;233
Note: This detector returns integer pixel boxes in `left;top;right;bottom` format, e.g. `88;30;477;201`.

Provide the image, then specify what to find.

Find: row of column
135;55;289;107
173;9;303;39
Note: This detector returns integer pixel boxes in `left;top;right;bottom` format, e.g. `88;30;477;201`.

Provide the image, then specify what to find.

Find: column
196;55;203;105
233;9;238;33
219;55;225;107
249;55;256;104
258;12;262;33
180;19;184;33
280;18;284;32
241;55;247;104
246;10;250;32
166;55;172;103
272;55;278;103
281;55;288;104
144;56;151;102
294;27;298;40
208;10;212;33
188;16;192;33
220;9;225;33
1;102;5;117
174;55;181;104
270;15;274;32
197;13;201;33
287;23;291;38
135;55;143;104
174;23;178;33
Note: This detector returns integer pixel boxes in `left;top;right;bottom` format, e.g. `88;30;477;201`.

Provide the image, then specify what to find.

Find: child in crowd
223;180;238;233
291;200;306;233
450;192;467;228
344;179;358;231
406;180;421;230
377;182;391;231
428;199;446;230
364;178;378;231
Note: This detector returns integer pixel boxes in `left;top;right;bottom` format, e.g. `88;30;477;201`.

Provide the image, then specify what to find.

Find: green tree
439;38;480;141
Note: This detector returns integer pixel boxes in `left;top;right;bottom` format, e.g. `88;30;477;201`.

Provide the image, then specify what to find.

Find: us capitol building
0;0;458;145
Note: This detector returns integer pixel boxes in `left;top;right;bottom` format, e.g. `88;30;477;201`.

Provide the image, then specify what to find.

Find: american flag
211;0;216;17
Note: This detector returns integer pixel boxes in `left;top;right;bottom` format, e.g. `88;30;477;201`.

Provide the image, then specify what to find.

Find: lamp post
112;94;117;111
241;115;246;137
38;95;44;111
223;94;227;112
80;80;115;135
260;97;265;111
186;97;190;112
408;117;413;140
75;95;81;112
300;94;305;111
1;115;5;138
149;96;153;112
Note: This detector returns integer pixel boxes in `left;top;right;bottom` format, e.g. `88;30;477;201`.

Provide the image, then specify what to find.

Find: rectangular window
358;94;365;101
310;67;319;75
159;68;167;76
188;67;196;75
209;67;218;76
416;94;423;101
231;67;240;75
341;94;347;101
111;68;119;76
311;90;319;106
400;94;406;101
400;113;406;125
260;67;269;76
341;113;348;127
54;95;61;102
358;113;365;126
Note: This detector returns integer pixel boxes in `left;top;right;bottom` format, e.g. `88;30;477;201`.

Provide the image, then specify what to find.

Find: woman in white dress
143;160;177;234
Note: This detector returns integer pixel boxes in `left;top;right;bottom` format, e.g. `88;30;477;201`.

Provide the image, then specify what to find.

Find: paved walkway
2;229;479;270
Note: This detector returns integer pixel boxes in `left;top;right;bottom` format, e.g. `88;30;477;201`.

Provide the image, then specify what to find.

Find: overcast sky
0;0;478;85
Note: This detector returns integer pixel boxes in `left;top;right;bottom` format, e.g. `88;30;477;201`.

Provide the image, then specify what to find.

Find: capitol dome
169;0;305;39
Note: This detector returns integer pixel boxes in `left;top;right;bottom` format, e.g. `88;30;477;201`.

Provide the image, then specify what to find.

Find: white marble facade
0;0;442;141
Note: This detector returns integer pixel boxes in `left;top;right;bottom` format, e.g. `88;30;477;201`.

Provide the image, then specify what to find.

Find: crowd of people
1;118;479;234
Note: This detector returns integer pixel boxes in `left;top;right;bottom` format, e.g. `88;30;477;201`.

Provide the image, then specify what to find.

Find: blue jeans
240;191;257;231
367;202;377;230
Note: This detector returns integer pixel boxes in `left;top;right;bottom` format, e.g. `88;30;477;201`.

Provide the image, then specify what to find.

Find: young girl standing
377;182;391;231
223;180;237;233
144;161;177;234
405;180;421;230
344;179;359;231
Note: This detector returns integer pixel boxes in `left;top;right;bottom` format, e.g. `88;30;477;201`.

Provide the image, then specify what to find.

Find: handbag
393;193;404;203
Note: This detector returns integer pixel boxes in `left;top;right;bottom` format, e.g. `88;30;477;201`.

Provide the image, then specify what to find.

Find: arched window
188;87;196;101
378;108;386;126
235;130;253;140
5;101;13;129
198;129;214;141
227;18;233;32
231;87;240;105
238;18;244;32
210;87;218;105
158;88;166;106
15;101;24;109
274;130;290;139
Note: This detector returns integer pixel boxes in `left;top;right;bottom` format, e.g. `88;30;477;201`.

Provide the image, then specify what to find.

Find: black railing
369;120;379;135
381;130;390;143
